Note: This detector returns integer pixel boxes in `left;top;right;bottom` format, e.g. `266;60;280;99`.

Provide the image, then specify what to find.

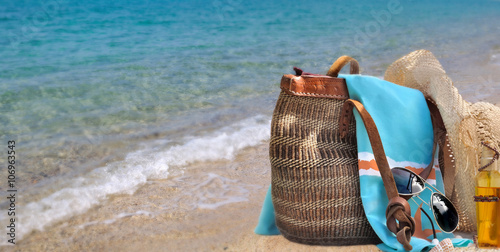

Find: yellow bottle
475;141;500;248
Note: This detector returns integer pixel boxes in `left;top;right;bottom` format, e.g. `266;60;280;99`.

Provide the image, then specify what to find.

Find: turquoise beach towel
255;74;472;251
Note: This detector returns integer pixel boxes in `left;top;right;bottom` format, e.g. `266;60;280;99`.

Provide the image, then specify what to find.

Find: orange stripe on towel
359;159;379;171
359;159;437;180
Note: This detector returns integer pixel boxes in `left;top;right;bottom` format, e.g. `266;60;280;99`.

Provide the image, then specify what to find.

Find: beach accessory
340;73;471;251
268;57;379;246
384;49;500;232
474;141;500;248
256;54;474;251
268;56;416;247
392;167;459;234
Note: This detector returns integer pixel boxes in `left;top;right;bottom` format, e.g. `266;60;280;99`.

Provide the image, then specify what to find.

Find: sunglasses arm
420;207;437;240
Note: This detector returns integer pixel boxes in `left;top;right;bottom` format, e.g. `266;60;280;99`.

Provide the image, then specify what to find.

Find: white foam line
195;173;250;210
77;210;155;229
0;115;271;245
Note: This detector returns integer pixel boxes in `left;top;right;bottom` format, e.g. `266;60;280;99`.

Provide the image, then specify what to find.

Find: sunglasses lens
392;167;425;195
431;193;459;232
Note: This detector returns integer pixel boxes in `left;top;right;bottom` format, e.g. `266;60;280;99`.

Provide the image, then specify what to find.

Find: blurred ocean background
1;0;500;244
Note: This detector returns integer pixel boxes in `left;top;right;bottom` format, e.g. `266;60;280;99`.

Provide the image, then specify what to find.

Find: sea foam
0;115;271;244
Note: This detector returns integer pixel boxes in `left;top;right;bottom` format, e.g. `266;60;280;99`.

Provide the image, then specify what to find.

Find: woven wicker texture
270;91;380;245
385;49;500;232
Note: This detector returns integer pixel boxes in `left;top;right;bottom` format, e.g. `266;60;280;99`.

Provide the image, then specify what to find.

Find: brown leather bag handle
341;99;415;251
326;55;360;77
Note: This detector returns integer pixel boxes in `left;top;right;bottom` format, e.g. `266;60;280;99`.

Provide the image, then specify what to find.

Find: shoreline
7;141;498;252
4;52;500;251
6;143;272;251
3;142;385;252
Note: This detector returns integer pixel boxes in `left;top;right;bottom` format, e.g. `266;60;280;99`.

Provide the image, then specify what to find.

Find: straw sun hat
384;49;500;232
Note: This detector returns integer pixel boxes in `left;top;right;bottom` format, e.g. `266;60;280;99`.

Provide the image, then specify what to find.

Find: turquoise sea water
1;0;500;243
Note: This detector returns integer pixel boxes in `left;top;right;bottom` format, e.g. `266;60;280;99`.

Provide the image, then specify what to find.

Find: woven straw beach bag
270;56;381;245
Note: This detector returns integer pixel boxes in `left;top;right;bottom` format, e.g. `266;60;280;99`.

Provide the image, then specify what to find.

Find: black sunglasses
391;167;459;238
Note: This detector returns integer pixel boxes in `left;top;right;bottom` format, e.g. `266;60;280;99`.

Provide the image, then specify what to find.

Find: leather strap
280;55;359;99
418;139;437;180
386;197;416;250
342;100;437;180
326;55;360;77
341;99;415;251
280;74;349;99
427;100;456;197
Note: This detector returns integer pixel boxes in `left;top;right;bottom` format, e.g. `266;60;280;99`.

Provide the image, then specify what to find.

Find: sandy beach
3;53;500;251
2;1;500;251
2;143;385;252
6;142;499;252
7;130;500;251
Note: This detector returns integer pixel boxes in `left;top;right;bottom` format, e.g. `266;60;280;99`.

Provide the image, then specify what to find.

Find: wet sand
7;143;385;252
